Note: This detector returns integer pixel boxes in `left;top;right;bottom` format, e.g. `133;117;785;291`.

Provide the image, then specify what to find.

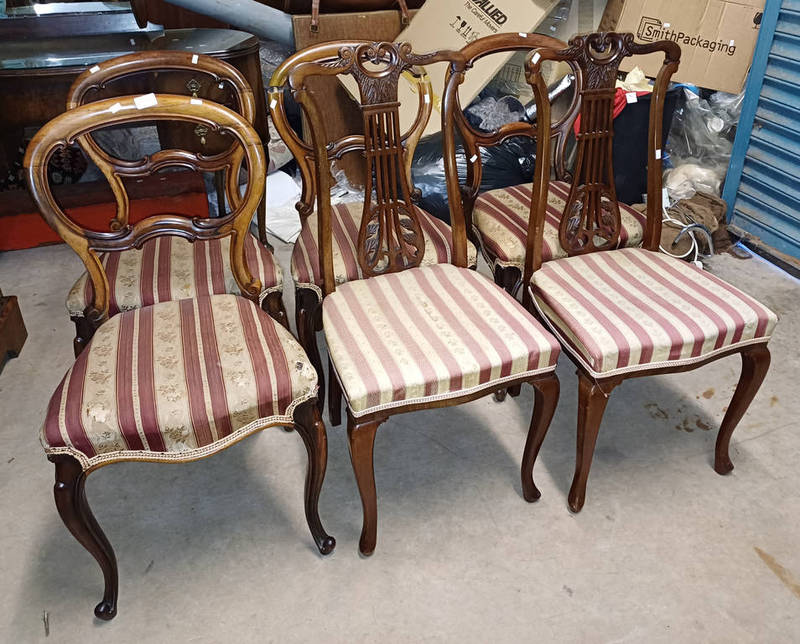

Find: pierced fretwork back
522;33;680;288
269;41;455;294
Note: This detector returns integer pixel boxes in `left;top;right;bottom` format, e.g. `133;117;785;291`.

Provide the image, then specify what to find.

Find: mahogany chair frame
25;95;334;619
287;41;560;554
521;33;771;512
269;41;443;411
443;32;571;297
65;52;286;354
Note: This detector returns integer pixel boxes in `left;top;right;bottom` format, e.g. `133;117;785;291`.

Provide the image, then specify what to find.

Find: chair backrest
24;95;266;324
439;33;569;236
67;51;257;226
269;41;458;295
522;32;680;286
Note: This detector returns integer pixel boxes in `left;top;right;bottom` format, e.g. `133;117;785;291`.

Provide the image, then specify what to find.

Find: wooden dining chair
64;52;286;356
521;33;777;513
283;41;563;555
268;42;478;408
24;95;335;620
445;34;650;298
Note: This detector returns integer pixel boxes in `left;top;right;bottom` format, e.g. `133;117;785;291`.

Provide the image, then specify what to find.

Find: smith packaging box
600;0;766;94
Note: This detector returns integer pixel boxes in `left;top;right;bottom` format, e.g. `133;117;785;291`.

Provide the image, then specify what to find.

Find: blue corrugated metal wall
723;0;800;260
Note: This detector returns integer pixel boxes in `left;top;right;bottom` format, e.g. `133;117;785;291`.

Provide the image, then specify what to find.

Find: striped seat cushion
531;248;777;377
323;264;560;417
43;294;317;469
66;232;282;317
473;180;647;270
291;202;478;300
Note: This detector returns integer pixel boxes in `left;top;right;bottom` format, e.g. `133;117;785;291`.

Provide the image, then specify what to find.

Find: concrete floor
1;240;798;643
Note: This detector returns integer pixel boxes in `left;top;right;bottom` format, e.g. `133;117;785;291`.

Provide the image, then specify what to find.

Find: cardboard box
341;0;559;138
600;0;765;94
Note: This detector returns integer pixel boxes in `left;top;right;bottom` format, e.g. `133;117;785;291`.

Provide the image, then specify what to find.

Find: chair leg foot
568;373;615;513
261;292;289;330
49;455;118;620
292;400;336;555
328;358;342;427
521;373;560;502
347;416;383;556
714;344;771;475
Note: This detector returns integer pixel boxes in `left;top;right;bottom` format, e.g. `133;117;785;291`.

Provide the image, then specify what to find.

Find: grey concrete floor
1;240;798;643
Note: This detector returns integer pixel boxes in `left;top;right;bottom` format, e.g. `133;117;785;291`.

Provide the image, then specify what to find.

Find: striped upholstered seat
66;232;282;318
292;202;478;300
323;263;560;417
43;294;317;469
473;181;647;270
531;247;777;378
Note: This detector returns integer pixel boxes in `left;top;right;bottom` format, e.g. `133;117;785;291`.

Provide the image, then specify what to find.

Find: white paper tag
518;32;527;37
663;22;670;28
531;52;541;64
190;98;202;105
89;65;100;74
108;102;123;114
655;148;662;159
626;91;638;104
729;40;735;47
134;93;158;109
191;54;199;64
469;154;478;163
269;98;277;110
424;94;430;104
662;187;670;205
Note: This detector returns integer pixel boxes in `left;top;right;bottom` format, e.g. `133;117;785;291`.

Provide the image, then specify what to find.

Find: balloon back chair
280;40;563;555
521;33;777;512
268;42;478;409
447;33;652;298
65;52;285;356
25;95;334;620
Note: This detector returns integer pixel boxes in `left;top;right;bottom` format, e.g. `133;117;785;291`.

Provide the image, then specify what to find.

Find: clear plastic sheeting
664;87;744;202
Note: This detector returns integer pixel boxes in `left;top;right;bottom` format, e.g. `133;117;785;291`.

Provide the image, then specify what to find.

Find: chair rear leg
296;291;325;413
328;358;343;427
262;292;289;330
521;373;560;502
493;267;523;401
715;344;771;475
49;455;118;620
292;400;336;555
72;316;95;357
347;416;384;556
568;373;616;513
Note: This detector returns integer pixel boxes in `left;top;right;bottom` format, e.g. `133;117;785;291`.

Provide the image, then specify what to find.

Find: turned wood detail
24;95;267;326
66;52;257;232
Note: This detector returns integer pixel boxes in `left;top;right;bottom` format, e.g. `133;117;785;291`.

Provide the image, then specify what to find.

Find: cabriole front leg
292;400;336;555
521;373;560;502
49;454;118;620
347;415;383;556
714;344;771;475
